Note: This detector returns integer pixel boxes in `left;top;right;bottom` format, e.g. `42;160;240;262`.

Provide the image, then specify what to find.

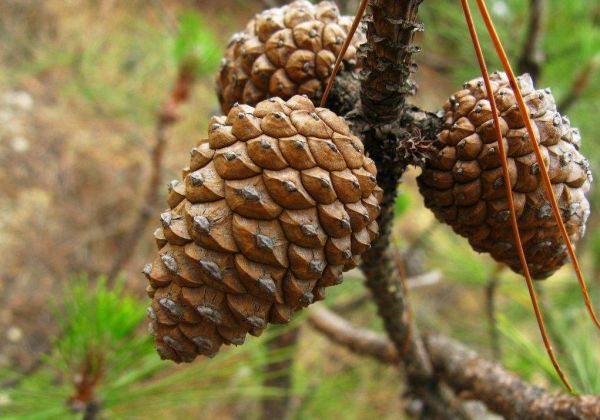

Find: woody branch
356;0;431;378
329;0;470;417
308;307;600;419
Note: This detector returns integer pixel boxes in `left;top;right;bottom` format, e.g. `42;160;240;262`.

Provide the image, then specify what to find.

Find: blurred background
0;0;598;418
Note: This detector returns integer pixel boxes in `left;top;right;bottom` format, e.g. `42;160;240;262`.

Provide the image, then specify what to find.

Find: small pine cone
216;0;364;113
418;72;592;279
144;95;381;362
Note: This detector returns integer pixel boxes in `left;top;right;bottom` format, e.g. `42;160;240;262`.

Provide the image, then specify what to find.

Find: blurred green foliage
2;277;289;419
394;193;411;217
500;289;600;394
174;12;221;76
1;274;400;419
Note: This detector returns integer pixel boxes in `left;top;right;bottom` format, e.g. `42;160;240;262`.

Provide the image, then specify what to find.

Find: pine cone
144;95;381;362
216;0;364;113
418;72;592;279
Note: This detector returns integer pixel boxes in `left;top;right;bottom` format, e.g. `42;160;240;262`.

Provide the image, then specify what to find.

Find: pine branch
308;307;400;364
308;307;600;419
357;0;431;386
355;0;434;377
325;1;600;416
426;334;600;419
343;1;470;417
359;0;423;123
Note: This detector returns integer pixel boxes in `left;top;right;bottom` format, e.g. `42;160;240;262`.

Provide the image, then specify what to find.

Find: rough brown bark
343;1;471;417
426;334;600;420
359;0;423;123
308;307;600;420
325;1;439;368
356;0;431;378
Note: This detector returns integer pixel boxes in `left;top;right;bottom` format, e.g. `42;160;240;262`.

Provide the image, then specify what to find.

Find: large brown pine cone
144;95;382;362
216;0;364;113
418;72;592;279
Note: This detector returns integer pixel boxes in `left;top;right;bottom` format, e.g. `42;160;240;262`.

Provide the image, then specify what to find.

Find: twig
106;64;196;284
308;307;600;419
358;0;430;377
68;351;104;420
517;0;546;82
353;1;470;417
261;327;300;420
484;265;503;360
559;54;600;113
359;0;422;123
426;334;600;419
308;307;399;364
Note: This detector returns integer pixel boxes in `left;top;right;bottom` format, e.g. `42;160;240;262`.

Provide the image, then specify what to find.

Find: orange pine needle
475;0;600;331
320;0;369;107
460;0;573;392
